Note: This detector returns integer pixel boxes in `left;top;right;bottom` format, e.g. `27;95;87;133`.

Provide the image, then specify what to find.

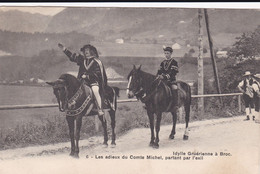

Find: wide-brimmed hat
163;46;173;53
243;71;253;76
253;73;260;79
80;44;99;57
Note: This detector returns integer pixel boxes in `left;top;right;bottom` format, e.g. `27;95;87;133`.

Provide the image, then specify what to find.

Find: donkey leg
109;110;116;146
153;112;162;149
169;110;178;140
183;105;190;140
74;116;83;158
66;116;75;156
98;115;108;146
147;110;155;147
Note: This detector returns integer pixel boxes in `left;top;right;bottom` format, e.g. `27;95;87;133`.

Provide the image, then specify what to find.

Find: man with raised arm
58;43;107;116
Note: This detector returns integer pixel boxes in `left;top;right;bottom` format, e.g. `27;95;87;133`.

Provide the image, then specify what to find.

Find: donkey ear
138;65;142;70
46;81;55;86
133;64;136;70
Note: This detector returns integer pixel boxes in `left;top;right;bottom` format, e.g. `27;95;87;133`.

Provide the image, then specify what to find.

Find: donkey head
127;65;143;98
46;79;67;112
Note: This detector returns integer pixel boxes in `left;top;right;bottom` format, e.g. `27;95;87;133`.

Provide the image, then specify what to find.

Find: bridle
53;79;69;112
128;73;160;101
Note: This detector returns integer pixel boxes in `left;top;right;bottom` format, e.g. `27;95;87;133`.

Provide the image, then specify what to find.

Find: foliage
228;25;260;60
219;59;260;93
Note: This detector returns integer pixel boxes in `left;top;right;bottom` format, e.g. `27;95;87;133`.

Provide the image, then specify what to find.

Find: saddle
161;81;186;111
66;83;115;117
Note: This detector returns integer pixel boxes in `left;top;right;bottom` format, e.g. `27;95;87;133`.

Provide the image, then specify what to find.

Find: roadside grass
0;98;242;150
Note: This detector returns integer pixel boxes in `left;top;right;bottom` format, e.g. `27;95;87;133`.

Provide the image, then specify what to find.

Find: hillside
0;53;206;84
0;10;51;33
0;30;94;57
46;8;260;48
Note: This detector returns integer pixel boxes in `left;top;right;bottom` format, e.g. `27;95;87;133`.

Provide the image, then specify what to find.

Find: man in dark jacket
58;43;107;116
157;46;179;103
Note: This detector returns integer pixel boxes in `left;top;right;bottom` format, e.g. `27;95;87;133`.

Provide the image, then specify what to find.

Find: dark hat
80;44;91;52
163;47;173;53
80;44;99;57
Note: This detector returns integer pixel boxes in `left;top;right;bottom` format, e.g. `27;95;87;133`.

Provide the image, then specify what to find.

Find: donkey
47;73;119;158
127;65;191;148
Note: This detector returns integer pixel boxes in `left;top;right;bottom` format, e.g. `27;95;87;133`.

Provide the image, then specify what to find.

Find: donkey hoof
102;143;108;148
152;143;159;149
111;142;116;148
183;135;189;140
169;134;175;139
149;142;154;147
71;153;79;158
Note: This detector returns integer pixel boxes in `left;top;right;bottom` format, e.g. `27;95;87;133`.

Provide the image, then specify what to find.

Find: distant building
158;35;164;38
115;39;124;44
255;56;260;60
18;80;24;84
37;79;45;83
172;43;181;50
106;67;124;79
0;50;11;56
29;78;45;84
216;51;228;58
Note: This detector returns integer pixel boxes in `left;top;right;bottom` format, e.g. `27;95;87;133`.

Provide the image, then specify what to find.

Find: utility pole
198;9;204;116
204;9;222;104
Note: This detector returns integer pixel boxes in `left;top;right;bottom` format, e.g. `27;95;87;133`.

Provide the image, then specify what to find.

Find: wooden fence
0;93;243;131
0;93;243;111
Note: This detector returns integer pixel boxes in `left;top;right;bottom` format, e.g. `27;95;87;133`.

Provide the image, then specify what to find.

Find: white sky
0;6;65;16
0;3;259;16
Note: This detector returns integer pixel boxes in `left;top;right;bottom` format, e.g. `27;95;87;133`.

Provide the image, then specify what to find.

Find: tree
228;25;260;60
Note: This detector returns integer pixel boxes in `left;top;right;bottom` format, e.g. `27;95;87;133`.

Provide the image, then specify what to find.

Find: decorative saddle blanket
66;84;115;117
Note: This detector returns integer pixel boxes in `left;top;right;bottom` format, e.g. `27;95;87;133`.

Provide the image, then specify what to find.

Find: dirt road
0;116;259;174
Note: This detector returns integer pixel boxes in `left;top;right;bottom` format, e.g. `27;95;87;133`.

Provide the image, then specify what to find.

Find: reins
136;76;162;102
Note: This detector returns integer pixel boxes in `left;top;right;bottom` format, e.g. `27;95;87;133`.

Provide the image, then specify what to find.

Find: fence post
238;95;242;112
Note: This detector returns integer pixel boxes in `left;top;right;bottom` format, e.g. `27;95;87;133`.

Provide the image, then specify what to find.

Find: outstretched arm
58;43;81;63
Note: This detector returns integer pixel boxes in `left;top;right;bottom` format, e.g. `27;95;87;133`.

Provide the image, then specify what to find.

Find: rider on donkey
157;46;179;104
58;43;107;116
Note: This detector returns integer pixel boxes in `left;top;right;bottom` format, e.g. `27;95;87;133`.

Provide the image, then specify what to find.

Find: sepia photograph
0;3;259;174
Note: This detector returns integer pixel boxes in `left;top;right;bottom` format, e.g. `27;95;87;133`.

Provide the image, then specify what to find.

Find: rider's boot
171;84;178;106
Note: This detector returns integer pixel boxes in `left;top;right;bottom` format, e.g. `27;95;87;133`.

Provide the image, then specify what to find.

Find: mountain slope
0;10;51;33
46;7;260;45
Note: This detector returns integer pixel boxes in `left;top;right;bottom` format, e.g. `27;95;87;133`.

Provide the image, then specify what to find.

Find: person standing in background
237;71;256;121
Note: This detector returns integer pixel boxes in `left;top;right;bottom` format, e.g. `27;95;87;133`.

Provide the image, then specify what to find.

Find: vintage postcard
0;3;259;174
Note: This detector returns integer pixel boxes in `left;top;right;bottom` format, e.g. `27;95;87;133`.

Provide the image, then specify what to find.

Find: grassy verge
0;99;242;150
